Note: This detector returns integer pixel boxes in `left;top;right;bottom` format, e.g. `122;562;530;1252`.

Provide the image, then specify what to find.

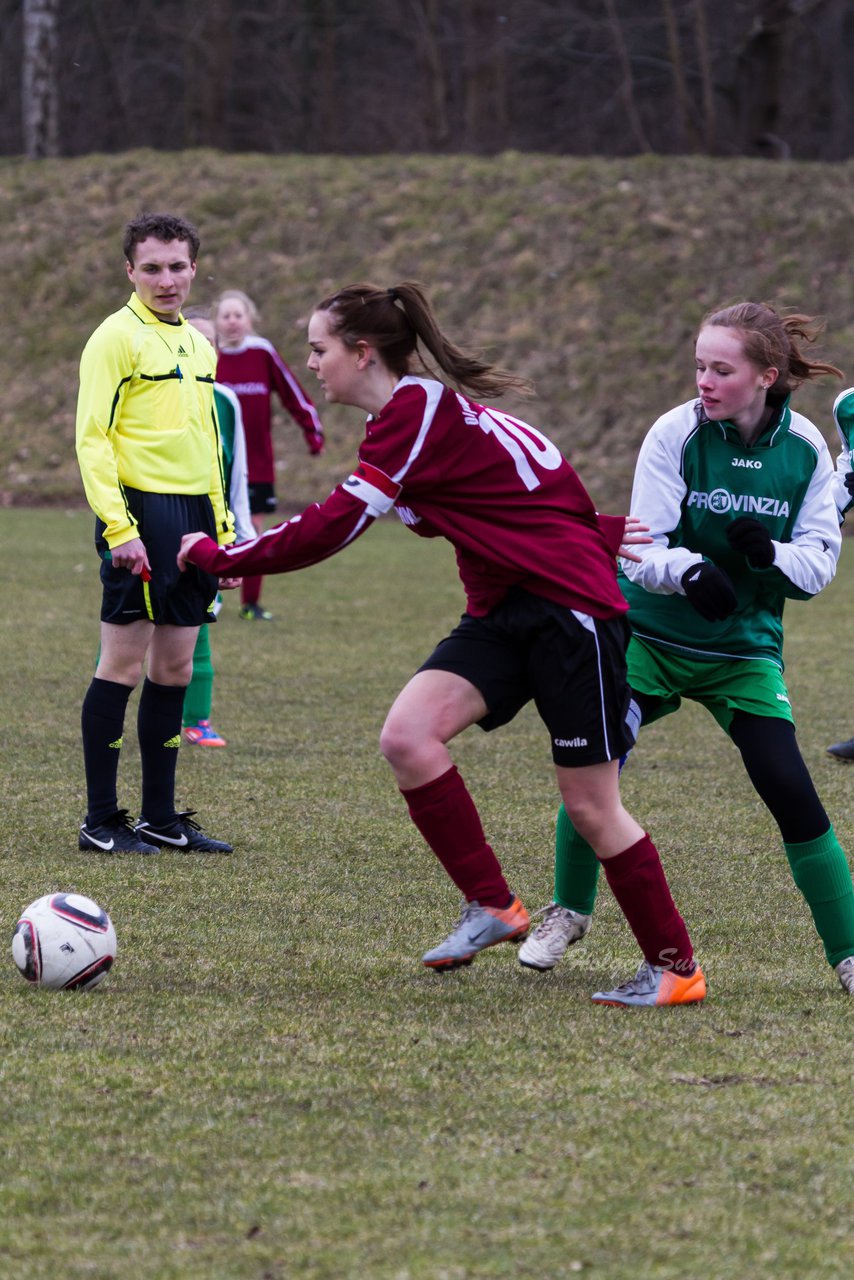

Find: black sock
138;678;185;826
81;677;133;826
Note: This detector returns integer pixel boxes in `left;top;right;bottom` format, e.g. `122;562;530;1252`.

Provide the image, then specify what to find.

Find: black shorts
419;588;638;767
96;488;219;627
248;482;277;516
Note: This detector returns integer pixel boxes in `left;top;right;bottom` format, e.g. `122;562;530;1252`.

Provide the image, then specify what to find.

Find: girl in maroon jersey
214;289;325;621
180;281;705;1006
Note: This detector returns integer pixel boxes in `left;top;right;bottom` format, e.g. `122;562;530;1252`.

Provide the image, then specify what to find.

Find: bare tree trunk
317;0;338;150
660;0;697;151
819;0;852;160
410;0;450;149
84;0;134;145
603;0;651;152
21;0;59;158
693;0;717;153
184;0;234;147
462;0;507;153
733;0;792;157
492;12;508;149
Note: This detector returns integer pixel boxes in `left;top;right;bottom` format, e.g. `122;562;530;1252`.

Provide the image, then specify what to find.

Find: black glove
725;516;775;568
845;471;854;499
681;561;738;622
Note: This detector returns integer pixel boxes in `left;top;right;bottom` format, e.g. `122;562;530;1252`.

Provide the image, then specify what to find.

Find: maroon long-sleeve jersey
216;336;323;483
186;377;628;619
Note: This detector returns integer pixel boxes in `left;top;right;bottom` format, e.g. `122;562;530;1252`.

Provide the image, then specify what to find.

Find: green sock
784;825;854;967
183;624;213;726
553;803;600;915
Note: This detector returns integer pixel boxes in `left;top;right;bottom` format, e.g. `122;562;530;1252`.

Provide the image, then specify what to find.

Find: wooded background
10;1;854;161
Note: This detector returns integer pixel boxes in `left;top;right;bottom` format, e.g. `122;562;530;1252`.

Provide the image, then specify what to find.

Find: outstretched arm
178;481;381;577
621;417;703;593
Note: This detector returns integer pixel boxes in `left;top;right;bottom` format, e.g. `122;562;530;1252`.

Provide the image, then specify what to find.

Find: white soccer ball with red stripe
12;893;117;991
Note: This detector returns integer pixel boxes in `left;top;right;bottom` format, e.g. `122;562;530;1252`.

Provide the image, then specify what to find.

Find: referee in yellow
76;212;238;854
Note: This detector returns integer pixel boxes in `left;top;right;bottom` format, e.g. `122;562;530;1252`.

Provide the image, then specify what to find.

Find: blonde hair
213;289;259;330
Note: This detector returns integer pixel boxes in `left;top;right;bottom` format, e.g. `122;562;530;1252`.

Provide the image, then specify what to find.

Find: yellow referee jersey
76;293;235;550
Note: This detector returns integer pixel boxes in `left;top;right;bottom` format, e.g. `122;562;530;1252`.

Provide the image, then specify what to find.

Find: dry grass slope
3;149;854;516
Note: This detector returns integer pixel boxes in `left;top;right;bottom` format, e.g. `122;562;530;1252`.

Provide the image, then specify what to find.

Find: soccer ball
12;893;117;991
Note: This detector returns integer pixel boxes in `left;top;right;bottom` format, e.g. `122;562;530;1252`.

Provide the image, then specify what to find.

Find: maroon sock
599;834;695;974
241;575;263;607
400;765;511;907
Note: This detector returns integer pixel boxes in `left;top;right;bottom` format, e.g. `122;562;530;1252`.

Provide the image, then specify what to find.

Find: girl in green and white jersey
520;302;854;1002
825;388;854;760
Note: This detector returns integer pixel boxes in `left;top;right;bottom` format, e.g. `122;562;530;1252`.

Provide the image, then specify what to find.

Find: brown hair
700;302;843;393
123;212;200;265
314;281;532;399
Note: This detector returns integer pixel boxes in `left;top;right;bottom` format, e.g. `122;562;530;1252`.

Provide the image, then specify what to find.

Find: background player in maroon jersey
180;281;706;1006
214;289;325;622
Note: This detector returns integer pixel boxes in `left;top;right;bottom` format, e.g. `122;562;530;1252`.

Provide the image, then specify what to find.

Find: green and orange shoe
422;896;530;971
591;960;707;1007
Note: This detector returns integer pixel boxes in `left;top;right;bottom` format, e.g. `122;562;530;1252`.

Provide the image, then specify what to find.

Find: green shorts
627;636;794;736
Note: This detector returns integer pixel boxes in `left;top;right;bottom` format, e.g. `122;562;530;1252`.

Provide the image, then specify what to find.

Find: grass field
1;507;852;1280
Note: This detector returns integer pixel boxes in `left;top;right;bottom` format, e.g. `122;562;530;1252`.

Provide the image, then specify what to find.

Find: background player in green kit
180;309;253;747
825;387;854;761
76;213;238;854
518;301;854;999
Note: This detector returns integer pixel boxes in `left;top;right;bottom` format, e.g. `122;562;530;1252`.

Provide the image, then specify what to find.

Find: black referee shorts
419;588;637;767
96;488;219;627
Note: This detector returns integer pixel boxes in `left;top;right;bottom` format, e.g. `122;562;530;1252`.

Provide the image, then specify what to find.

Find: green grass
1;508;852;1279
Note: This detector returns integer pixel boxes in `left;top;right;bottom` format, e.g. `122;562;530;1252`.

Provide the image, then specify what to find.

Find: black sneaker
79;809;159;855
827;737;854;761
134;810;233;853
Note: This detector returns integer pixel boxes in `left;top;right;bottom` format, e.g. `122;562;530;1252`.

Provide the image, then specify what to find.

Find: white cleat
518;902;592;971
835;956;854;994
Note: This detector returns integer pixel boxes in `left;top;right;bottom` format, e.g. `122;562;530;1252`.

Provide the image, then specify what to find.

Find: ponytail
315;281;532;399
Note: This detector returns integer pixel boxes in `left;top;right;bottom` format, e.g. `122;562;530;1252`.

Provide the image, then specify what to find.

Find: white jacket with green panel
832;387;854;520
619;396;841;670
